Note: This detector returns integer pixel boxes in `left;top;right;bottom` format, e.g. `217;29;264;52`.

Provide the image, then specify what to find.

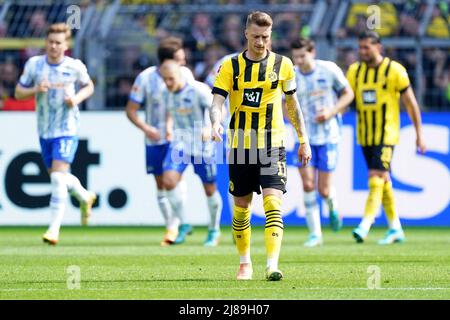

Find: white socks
157;189;172;228
48;172;68;235
324;186;338;213
240;253;252;265
304;190;322;237
65;172;90;203
166;184;186;226
359;217;373;231
207;191;222;231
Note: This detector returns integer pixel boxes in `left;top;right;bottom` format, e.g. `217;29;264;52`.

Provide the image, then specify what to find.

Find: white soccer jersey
18;55;91;139
164;81;213;158
295;59;349;145
205;53;237;128
129;65;195;146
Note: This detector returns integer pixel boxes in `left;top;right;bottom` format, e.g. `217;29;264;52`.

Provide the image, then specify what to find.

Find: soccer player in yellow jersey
210;11;311;280
346;31;426;244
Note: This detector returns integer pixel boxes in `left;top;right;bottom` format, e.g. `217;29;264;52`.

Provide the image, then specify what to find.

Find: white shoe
42;231;59;245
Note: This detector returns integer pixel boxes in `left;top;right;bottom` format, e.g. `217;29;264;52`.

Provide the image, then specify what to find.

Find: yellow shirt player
346;31;426;245
210;11;311;281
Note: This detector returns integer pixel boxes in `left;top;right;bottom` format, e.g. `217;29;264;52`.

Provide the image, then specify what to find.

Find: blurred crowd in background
0;0;449;111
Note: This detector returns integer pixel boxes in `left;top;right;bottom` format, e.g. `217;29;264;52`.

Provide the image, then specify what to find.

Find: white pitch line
0;287;449;292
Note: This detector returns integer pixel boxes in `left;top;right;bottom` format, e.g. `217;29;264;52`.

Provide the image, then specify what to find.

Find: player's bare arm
166;112;173;142
64;80;95;108
315;86;354;122
210;93;226;142
15;79;51;100
125;100;161;141
401;86;426;154
285;93;312;166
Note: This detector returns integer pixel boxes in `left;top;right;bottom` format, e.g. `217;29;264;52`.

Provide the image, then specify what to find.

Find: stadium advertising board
1;112;449;226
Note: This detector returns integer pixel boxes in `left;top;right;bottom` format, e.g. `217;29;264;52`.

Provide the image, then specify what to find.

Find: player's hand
143;125;161;141
211;123;224;142
202;127;211;142
416;134;426;154
64;95;77;108
166;129;173;141
35;79;51;93
315;108;334;123
298;141;312;167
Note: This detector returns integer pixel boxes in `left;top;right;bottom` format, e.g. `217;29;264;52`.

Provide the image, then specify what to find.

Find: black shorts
362;145;395;171
228;147;287;197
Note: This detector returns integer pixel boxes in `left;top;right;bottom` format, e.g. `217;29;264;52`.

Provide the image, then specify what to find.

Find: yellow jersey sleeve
212;58;233;98
281;57;296;94
346;62;359;93
392;61;410;93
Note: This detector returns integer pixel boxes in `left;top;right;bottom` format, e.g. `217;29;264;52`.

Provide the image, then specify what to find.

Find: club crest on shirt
229;180;234;192
268;71;278;82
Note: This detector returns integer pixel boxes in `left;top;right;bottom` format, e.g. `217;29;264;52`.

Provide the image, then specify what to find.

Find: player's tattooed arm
285;93;312;166
285;93;308;144
210;94;226;142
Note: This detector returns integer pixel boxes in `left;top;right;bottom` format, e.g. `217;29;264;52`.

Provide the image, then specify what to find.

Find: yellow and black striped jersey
346;57;410;146
212;50;296;149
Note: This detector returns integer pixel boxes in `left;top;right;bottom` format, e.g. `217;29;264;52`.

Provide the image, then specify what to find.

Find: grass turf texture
0;226;449;299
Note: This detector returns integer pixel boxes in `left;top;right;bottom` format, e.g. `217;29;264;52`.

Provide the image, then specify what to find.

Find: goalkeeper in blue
290;38;354;247
160;60;223;246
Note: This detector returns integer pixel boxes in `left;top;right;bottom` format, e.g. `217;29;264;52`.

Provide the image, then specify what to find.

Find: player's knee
318;186;329;199
303;181;315;192
162;176;177;190
204;184;216;197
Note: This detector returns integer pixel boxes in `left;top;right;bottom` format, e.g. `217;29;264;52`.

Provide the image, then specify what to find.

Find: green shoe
204;229;221;247
174;224;193;244
329;210;342;232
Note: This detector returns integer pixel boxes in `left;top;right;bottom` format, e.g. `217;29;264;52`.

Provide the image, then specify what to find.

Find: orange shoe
160;228;178;246
236;263;253;280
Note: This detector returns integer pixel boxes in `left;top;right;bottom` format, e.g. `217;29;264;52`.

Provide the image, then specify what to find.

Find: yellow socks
382;180;402;230
263;195;283;270
360;176;385;230
232;205;251;264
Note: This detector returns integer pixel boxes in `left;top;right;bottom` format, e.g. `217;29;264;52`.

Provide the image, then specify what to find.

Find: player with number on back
14;23;96;245
346;31;426;244
290;38;354;247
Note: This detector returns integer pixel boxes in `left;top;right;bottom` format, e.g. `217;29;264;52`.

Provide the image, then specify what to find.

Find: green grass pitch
0;226;449;299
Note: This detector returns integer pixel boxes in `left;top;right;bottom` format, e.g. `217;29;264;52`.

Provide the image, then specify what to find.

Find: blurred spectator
272;12;302;53
219;14;244;53
108;76;134;108
426;4;450;38
27;10;48;37
184;13;216;65
396;0;425;36
0;58;35;111
194;44;226;82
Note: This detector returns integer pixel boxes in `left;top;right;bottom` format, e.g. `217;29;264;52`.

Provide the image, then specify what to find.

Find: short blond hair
246;11;273;28
47;23;71;40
